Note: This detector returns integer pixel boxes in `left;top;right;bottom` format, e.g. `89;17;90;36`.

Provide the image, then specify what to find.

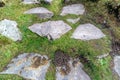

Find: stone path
0;1;110;80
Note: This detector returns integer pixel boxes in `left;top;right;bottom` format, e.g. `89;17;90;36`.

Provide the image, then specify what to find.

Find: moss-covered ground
0;0;120;80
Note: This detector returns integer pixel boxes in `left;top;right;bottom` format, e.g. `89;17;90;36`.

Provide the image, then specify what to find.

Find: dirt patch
53;49;71;75
0;1;5;7
109;28;120;56
106;2;120;21
31;56;48;68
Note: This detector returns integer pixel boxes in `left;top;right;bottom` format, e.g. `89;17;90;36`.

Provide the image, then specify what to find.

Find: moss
0;0;118;80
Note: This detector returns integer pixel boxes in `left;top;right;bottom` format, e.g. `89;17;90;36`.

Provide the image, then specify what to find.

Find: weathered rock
71;23;105;40
0;53;50;80
0;19;22;41
24;7;54;19
66;18;80;24
114;56;120;78
22;0;39;4
29;20;72;40
54;50;91;80
56;60;91;80
60;4;85;16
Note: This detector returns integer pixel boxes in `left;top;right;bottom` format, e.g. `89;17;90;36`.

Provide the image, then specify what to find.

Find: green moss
0;0;117;80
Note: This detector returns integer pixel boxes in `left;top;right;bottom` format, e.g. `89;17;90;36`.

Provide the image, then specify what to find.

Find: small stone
24;7;54;19
29;20;72;40
0;19;22;41
0;53;50;80
44;0;53;4
60;4;85;16
96;53;109;59
71;23;105;40
22;0;39;4
66;18;80;24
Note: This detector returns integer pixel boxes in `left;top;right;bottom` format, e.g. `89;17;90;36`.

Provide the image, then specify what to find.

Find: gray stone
29;20;72;40
24;7;54;19
66;18;80;24
0;53;50;80
0;19;22;41
44;0;53;4
71;23;105;40
56;59;91;80
22;0;39;4
114;56;120;78
60;4;85;16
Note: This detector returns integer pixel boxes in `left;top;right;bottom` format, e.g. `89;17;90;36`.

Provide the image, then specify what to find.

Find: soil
31;56;48;68
53;49;71;75
0;2;5;7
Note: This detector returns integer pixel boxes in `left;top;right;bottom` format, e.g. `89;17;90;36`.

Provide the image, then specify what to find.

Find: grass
0;0;119;80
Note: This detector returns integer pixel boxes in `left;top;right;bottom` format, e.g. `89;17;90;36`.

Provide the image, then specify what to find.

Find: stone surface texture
60;4;85;16
71;23;105;40
0;19;22;41
24;7;54;19
0;53;50;80
56;59;91;80
29;20;72;40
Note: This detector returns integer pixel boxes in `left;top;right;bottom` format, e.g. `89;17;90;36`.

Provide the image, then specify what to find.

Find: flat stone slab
0;53;50;80
22;0;39;4
56;59;91;80
54;50;91;80
114;56;120;77
0;19;22;41
71;23;105;40
60;4;85;16
29;20;72;40
66;18;80;24
24;7;54;19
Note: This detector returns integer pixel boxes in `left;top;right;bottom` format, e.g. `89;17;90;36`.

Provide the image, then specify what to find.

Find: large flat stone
60;4;85;16
56;60;91;80
0;53;50;80
29;20;72;40
54;50;91;80
24;7;54;19
71;23;105;40
0;19;22;41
